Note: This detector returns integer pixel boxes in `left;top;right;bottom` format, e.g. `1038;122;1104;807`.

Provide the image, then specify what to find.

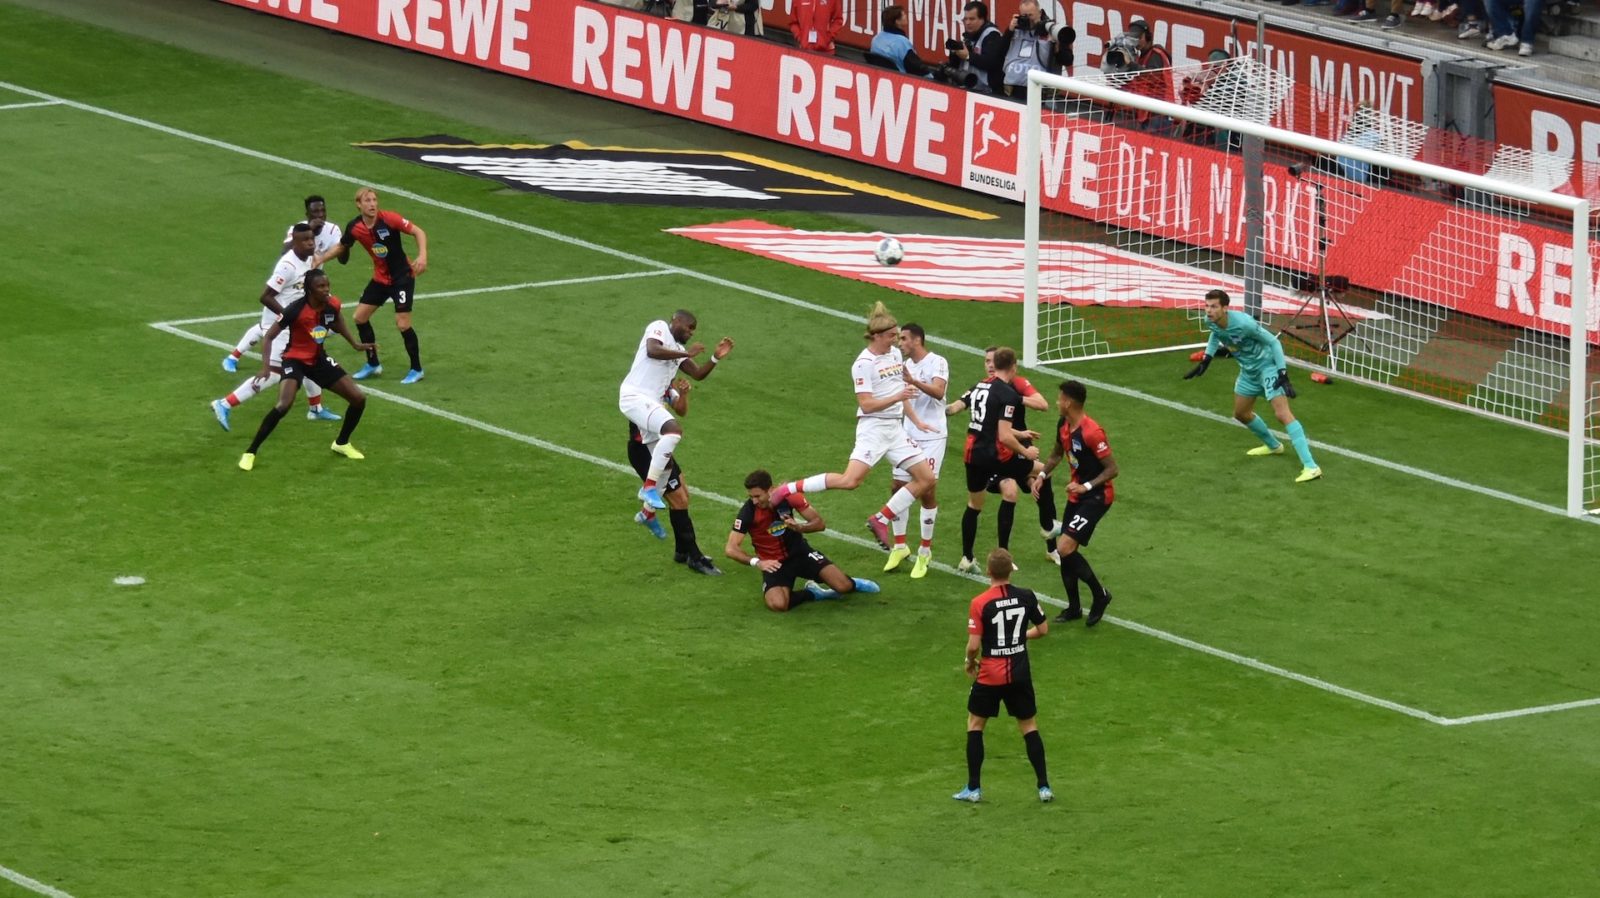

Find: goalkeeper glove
1184;357;1211;379
1274;368;1297;399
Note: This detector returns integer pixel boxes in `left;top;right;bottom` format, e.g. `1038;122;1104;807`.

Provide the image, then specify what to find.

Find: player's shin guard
228;371;281;405
246;406;289;454
961;507;980;560
335;400;365;445
357;321;379;366
798;473;830;493
1023;730;1049;788
997;500;1016;550
1058;551;1083;614
400;326;421;371
668;508;700;559
304;378;323;406
891;502;909;539
646;433;681;485
920;506;938;548
1245;415;1280;449
966;730;984;790
1286;420;1316;469
233;323;263;355
884;486;917;520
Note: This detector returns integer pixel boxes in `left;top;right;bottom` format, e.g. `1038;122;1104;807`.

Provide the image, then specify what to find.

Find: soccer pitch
3;3;1599;896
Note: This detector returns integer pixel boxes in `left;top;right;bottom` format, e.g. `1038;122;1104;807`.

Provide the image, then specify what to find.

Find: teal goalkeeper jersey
1204;309;1287;371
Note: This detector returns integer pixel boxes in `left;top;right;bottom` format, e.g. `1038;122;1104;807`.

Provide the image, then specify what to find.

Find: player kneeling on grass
1184;289;1322;483
955;548;1053;805
237;270;375;471
726;469;880;612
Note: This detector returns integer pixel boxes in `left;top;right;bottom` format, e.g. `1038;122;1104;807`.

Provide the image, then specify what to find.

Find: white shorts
894;435;946;480
850;417;926;470
267;330;289;368
619;389;675;443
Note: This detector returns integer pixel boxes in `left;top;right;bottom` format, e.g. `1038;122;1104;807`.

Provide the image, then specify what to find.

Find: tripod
1280;165;1358;372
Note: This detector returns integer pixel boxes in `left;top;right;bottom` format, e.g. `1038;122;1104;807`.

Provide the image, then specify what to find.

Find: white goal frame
1020;69;1594;518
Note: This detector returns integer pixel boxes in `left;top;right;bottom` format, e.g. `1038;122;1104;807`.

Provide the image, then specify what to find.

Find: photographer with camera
870;5;937;76
1000;0;1056;100
1104;20;1173;135
945;2;1005;94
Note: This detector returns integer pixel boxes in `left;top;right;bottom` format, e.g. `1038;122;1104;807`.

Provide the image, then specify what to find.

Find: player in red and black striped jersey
316;186;429;384
944;348;1042;573
955;549;1053;804
1037;380;1118;626
725;469;880;612
980;345;1058;565
236;270;376;472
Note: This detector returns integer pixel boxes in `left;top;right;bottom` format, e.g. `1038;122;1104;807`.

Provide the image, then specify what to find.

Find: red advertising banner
216;0;1593;339
1493;81;1600;200
762;0;1425;137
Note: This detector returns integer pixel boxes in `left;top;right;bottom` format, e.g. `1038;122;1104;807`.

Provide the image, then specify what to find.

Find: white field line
3;78;1581;524
1437;696;1600;726
165;270;672;327
0;863;76;898
158;319;1585;728
0;99;63;112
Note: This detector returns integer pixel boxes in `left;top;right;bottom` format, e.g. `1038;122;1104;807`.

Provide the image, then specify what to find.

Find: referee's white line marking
0;863;77;898
5;77;1575;523
159;270;672;327
0;99;63;111
154;319;1574;727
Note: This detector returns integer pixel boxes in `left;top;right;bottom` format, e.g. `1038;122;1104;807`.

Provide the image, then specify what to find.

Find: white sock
800;473;830;493
646;433;681;484
891;498;909;538
304;379;323;406
234;323;263;355
227;371;280;405
920;506;938;546
885;486;917;519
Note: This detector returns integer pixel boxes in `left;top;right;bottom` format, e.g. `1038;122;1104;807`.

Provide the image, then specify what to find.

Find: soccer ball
873;236;905;266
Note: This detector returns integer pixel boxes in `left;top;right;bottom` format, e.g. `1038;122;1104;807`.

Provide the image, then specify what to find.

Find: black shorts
359;277;416;312
625;438;683;493
966;453;1034;494
1061;497;1111;546
281;355;347;389
968;679;1037;720
762;548;832;593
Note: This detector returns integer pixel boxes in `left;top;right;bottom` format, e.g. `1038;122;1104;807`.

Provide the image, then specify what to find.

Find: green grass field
3;4;1600;897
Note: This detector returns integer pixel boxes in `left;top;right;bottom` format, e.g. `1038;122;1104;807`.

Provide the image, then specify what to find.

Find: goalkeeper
1183;289;1322;483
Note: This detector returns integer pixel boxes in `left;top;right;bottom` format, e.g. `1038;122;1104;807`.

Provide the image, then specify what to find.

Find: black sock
335;398;365;445
1024;730;1049;788
961;507;981;560
357;321;378;366
997;500;1016;550
966;730;985;790
1036;475;1058;552
246;406;288;454
669;508;700;559
1058;552;1082;613
400;326;421;371
1067;551;1105;604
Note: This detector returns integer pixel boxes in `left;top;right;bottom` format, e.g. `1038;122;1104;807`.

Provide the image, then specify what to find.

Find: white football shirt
259;248;314;328
621;319;684;399
285;220;344;258
852;346;907;419
903;350;949;436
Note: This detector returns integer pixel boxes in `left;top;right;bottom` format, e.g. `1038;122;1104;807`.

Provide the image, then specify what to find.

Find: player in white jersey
210;224;338;432
618;310;734;509
768;302;936;553
222;196;344;374
882;323;948;579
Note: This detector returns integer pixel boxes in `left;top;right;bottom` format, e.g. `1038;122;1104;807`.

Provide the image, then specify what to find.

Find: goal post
1021;66;1597;517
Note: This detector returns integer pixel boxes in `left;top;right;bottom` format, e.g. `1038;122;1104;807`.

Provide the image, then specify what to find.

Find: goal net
1020;60;1598;517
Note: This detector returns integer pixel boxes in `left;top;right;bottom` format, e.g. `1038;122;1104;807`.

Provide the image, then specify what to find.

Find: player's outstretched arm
1183;356;1211;379
679;339;730;381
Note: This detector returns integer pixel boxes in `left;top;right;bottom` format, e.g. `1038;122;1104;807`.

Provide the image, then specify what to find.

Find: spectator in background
1352;0;1405;28
1453;0;1486;38
870;6;936;75
1122;21;1173;134
949;1;1005;93
999;0;1056;100
1053;23;1076;73
1336;102;1383;184
790;0;842;53
1486;0;1544;55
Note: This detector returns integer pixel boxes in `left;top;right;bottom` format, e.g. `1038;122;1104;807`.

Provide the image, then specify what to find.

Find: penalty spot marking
112;575;146;586
152;318;1600;727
